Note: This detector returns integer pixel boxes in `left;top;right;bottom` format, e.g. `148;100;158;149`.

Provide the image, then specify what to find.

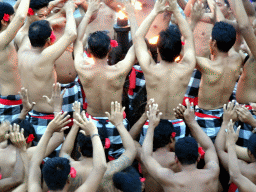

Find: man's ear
1;19;8;28
197;154;201;163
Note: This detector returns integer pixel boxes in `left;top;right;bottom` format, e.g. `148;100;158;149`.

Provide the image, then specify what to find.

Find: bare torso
236;56;256;104
18;45;56;113
77;61;127;117
145;62;194;120
198;53;242;110
0;41;21;96
0;142;16;178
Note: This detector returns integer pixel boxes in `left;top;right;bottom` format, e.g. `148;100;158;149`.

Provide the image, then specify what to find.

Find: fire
175;56;181;62
149;36;159;44
132;0;142;10
117;11;126;19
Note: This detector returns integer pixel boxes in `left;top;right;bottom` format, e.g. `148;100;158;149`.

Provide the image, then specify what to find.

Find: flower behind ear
69;167;77;178
26;134;35;144
198;147;205;159
50;31;56;44
171;132;176;138
3;14;10;22
110;40;118;48
28;8;34;16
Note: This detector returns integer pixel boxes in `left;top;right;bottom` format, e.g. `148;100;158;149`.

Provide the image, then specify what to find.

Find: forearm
77;11;93;41
16;0;31;18
44;132;64;157
65;9;77;37
184;0;197;17
129;113;147;140
215;121;229;153
19;150;29;189
14;0;21;12
127;10;138;38
228;142;242;179
142;126;154;157
91;131;107;168
19;109;29;120
242;0;256;17
233;0;250;27
177;0;187;10
105;0;122;12
60;124;79;156
173;8;193;40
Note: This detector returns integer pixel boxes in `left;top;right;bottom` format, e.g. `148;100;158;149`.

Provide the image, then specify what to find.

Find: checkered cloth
235;105;255;147
0;95;22;123
195;106;224;142
77;79;88;111
139;119;186;145
86;113;129;159
61;76;83;124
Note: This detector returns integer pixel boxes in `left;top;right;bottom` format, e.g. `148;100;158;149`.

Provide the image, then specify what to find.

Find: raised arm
134;0;169;72
74;112;107;192
226;121;256;192
190;1;205;32
183;99;219;170
104;101;136;177
28;113;71;192
42;1;77;63
170;0;196;67
0;0;30;49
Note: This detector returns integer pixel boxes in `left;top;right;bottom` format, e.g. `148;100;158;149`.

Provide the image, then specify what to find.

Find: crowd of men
1;0;256;191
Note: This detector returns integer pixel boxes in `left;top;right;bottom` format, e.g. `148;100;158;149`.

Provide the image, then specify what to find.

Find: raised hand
223;101;238;122
173;103;186;119
47;112;71;133
43;83;66;113
167;0;178;12
183;99;196;125
191;1;204;23
153;0;169;14
147;103;162;128
87;0;102;14
0;121;11;142
72;101;81;121
236;105;256;126
9;124;26;151
19;87;36;113
74;111;98;135
105;101;125;127
124;0;135;15
63;0;76;12
226;120;240;146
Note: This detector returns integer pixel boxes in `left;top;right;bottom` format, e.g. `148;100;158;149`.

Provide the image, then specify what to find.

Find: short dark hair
153;120;176;151
224;0;230;7
29;20;52;47
113;166;142;192
157;24;182;62
0;2;14;30
30;0;50;11
88;31;111;59
175;137;199;165
42;157;70;190
11;118;37;146
212;21;236;52
248;133;256;159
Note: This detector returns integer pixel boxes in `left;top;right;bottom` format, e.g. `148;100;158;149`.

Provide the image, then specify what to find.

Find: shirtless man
134;0;196;140
74;0;136;159
142;101;219;192
18;1;77;138
0;0;30;123
59;101;136;191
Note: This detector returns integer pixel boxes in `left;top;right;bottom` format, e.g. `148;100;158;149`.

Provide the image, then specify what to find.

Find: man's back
145;62;194;120
197;52;242;109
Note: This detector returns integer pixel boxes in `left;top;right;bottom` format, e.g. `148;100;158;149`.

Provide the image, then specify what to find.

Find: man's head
211;21;236;53
29;20;52;48
247;133;256;161
153;120;176;152
42;157;71;190
87;31;111;59
157;24;182;63
175;137;199;165
0;2;14;30
29;0;50;22
216;0;232;18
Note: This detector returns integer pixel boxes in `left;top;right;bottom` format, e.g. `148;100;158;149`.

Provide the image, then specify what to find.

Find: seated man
142;100;220;192
28;110;107;191
74;0;136;159
18;1;77;139
134;0;196;142
195;21;242;142
59;101;136;191
0;0;30;123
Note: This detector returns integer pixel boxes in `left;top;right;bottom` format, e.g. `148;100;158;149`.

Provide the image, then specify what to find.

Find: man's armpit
206;161;219;172
69;176;83;191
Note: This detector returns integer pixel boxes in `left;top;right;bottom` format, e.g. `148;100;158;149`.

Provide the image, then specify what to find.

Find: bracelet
91;133;99;139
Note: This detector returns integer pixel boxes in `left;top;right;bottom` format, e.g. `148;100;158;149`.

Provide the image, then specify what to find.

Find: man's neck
212;51;229;60
94;57;109;66
181;163;197;172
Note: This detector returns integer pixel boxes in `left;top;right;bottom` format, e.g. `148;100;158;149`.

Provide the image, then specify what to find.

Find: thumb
43;95;51;104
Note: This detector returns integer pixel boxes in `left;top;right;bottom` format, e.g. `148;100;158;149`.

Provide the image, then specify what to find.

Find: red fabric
31;114;54;120
228;182;238;192
195;112;220;119
108;155;115;161
0;98;22;105
78;79;87;110
138;162;142;174
182;97;198;106
128;67;136;96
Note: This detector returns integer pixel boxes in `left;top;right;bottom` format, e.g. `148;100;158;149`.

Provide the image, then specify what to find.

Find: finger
43;95;51;104
185;99;191;109
31;102;36;109
57;83;61;96
236;125;241;136
121;106;125;113
20;128;24;136
73;119;83;127
223;104;227;111
82;111;88;122
105;112;110;120
117;102;120;112
157;112;162;119
60;126;70;132
61;88;66;98
227;102;231;111
115;101;118;113
61;114;71;124
111;102;114;115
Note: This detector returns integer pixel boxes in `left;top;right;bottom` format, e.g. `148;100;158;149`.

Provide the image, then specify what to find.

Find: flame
175;56;181;62
134;1;142;10
117;11;126;19
149;36;159;44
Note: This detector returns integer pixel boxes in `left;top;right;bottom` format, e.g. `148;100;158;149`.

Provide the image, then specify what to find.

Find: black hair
247;133;256;159
88;31;111;59
113;166;142;192
175;137;199;165
11;118;37;146
42;157;70;190
157;24;182;62
0;2;14;30
212;21;236;52
29;20;52;47
224;0;230;7
153;120;176;151
29;0;50;11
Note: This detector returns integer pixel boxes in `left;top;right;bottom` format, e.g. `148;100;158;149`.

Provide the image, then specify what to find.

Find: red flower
140;177;146;182
181;41;185;46
84;50;92;58
50;31;56;44
26;134;35;144
198;147;205;159
171;132;176;138
105;138;111;149
0;173;2;180
110;40;118;48
3;14;10;22
28;8;34;16
70;167;77;178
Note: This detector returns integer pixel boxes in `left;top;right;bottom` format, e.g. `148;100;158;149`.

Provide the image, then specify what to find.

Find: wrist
89;130;98;136
250;118;256;127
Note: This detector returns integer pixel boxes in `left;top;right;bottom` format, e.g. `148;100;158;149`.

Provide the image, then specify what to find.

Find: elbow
239;22;251;32
68;30;77;41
